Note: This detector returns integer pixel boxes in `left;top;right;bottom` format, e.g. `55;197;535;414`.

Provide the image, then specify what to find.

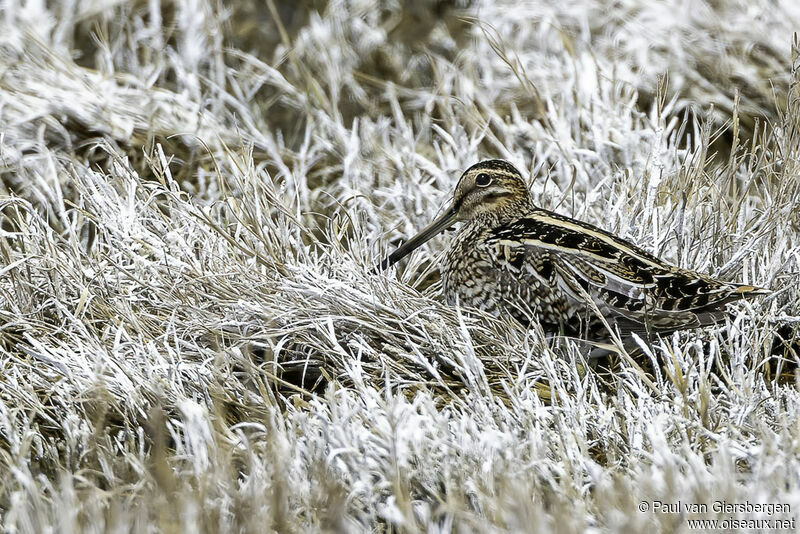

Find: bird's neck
468;197;533;229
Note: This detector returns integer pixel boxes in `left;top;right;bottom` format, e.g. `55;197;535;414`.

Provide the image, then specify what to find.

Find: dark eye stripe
484;192;510;201
476;173;492;187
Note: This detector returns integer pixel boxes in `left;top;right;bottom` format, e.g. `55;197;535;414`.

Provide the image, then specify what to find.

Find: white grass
1;0;799;531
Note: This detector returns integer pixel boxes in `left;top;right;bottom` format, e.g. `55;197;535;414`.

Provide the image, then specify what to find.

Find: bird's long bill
375;206;458;271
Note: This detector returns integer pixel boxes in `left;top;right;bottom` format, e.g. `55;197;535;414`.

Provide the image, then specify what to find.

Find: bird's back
443;206;769;341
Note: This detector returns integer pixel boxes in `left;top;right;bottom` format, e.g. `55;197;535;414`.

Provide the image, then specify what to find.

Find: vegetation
0;0;798;531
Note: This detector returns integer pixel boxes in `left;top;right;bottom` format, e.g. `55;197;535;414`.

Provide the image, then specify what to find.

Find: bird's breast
440;226;532;315
441;227;494;303
440;223;573;329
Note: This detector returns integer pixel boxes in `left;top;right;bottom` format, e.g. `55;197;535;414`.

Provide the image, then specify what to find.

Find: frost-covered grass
1;0;799;532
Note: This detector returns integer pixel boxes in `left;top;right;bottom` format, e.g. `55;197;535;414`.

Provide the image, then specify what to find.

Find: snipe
378;160;769;348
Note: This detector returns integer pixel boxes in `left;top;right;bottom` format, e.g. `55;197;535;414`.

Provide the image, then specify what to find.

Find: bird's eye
475;173;492;187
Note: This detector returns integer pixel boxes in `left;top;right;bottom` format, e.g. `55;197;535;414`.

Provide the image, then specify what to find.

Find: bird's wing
491;209;768;335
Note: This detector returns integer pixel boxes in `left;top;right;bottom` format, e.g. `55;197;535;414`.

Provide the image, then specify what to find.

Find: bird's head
451;160;532;222
378;160;532;270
